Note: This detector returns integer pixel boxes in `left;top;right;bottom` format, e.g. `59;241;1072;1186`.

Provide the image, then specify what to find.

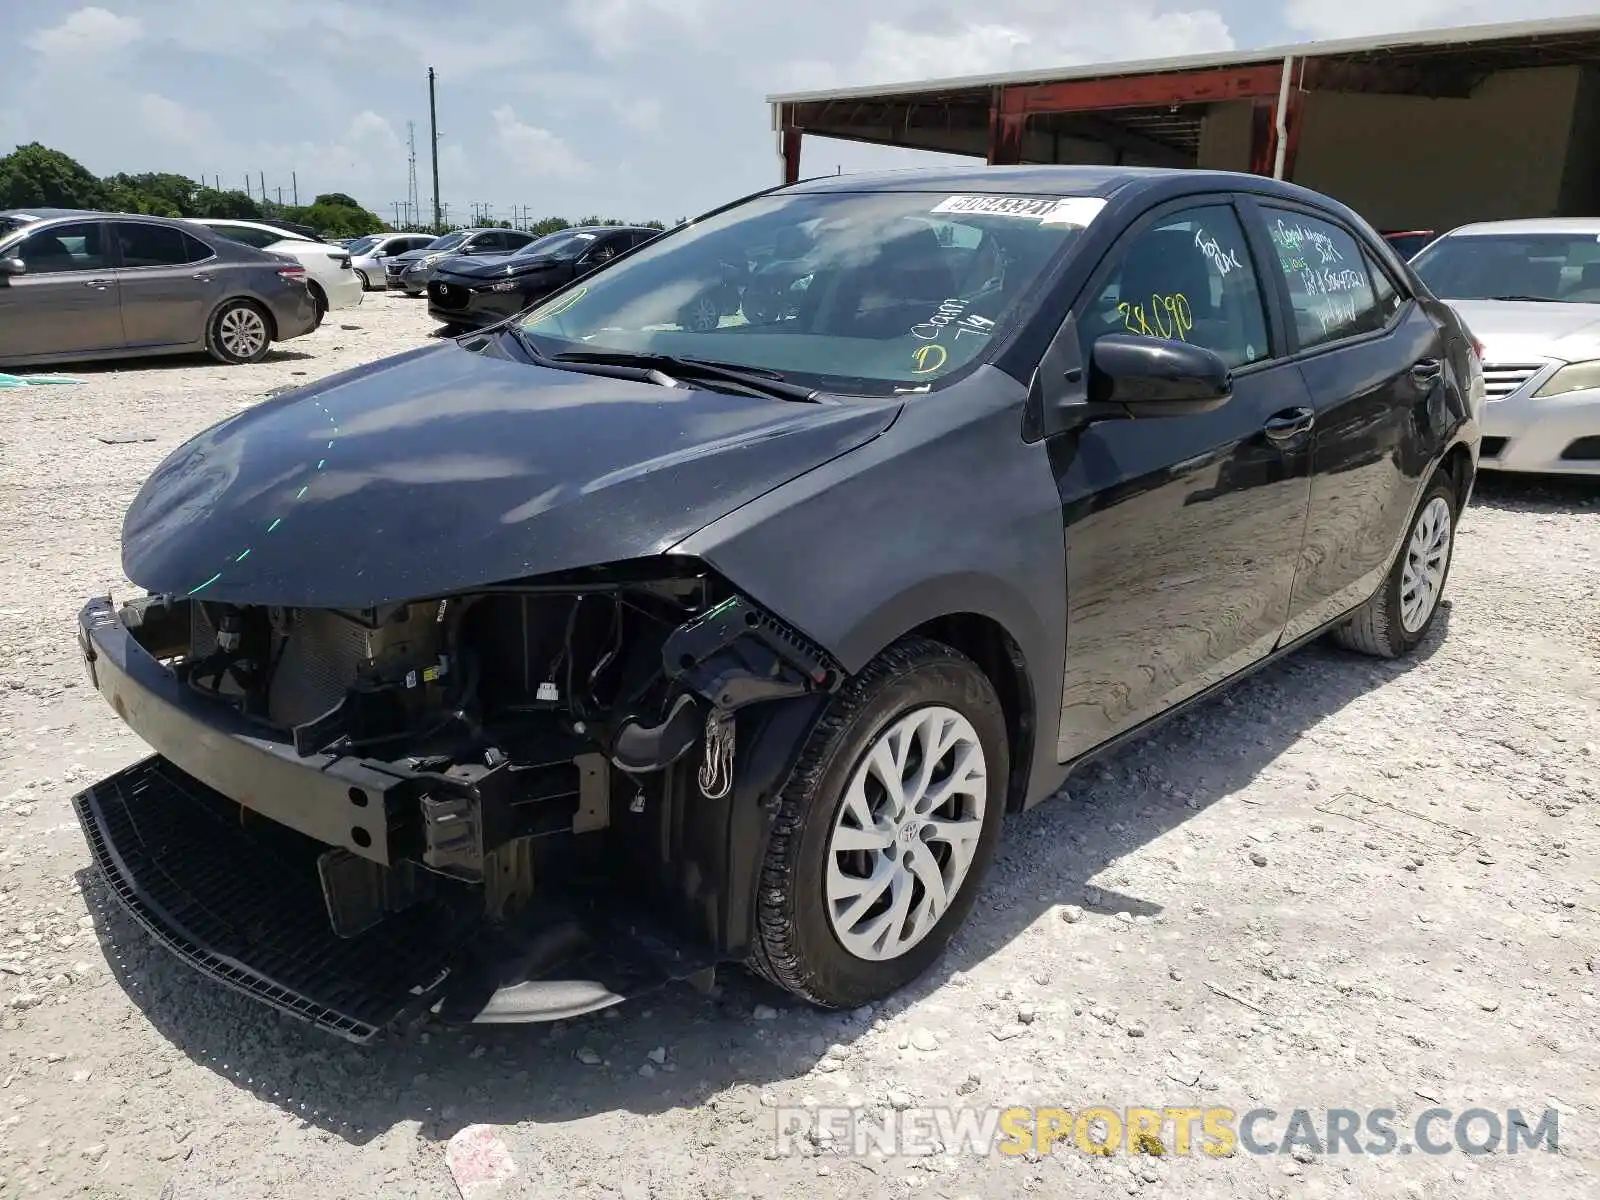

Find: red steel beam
1000;63;1288;116
781;125;802;185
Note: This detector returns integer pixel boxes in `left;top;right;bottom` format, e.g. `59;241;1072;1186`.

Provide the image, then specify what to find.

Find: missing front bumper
74;755;718;1042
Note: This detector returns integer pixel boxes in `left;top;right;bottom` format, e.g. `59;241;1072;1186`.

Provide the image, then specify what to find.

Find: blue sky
2;1;1592;226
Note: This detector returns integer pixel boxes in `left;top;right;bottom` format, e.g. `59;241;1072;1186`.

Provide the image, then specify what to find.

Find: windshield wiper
1486;294;1557;303
551;350;822;403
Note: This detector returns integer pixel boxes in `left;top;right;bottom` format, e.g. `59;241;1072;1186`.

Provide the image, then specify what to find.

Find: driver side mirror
0;257;24;278
1088;333;1232;417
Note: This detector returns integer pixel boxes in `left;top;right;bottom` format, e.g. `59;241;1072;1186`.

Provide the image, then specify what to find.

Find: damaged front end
72;557;839;1040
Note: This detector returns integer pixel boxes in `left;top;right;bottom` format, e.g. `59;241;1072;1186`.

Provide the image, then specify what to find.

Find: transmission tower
406;121;421;230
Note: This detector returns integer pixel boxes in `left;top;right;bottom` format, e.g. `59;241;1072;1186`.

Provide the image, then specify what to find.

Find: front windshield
1412;233;1600;303
516;231;597;259
347;235;379;255
427;232;467;252
516;190;1099;392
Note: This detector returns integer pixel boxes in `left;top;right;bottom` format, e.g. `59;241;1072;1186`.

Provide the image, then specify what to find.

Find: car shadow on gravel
28;349;319;375
77;611;1452;1147
1469;472;1598;513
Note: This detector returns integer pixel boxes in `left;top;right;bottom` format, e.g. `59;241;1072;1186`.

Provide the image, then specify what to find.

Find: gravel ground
1;292;1597;1199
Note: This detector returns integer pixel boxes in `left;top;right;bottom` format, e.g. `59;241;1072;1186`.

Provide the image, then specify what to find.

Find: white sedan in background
187;219;364;323
346;232;437;290
1412;218;1600;476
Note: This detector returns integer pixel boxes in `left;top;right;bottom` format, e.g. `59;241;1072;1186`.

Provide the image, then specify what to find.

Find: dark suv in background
386;228;538;295
427;225;659;328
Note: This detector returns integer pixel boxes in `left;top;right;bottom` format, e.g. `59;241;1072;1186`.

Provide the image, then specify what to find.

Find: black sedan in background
71;167;1479;1041
427;225;660;327
385;228;538;295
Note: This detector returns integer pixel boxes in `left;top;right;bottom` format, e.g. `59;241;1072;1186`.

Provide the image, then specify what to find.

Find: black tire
1333;475;1458;658
355;269;371;290
308;282;328;326
205;299;273;365
748;636;1008;1009
677;293;721;332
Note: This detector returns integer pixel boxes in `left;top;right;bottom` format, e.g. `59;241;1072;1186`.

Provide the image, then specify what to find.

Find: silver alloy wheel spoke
825;704;987;962
1399;495;1452;633
220;307;266;359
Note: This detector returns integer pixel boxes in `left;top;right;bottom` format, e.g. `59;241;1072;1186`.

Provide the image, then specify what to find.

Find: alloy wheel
1400;495;1452;633
219;307;267;360
824;705;988;961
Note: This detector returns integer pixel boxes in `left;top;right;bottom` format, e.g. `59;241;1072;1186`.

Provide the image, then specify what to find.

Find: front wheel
748;637;1007;1009
206;299;272;364
355;268;371;290
1333;476;1458;657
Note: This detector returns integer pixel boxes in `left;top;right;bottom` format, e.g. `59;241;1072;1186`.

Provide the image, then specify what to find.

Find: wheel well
307;279;327;305
1438;443;1474;508
910;613;1035;813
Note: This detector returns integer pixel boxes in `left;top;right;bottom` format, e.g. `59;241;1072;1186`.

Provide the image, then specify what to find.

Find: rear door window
1261;209;1391;350
115;223;210;268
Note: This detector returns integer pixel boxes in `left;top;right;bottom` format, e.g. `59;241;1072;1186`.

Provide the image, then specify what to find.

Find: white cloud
563;0;719;59
491;106;590;180
136;93;215;147
783;4;1234;91
1282;0;1596;39
613;97;664;133
26;6;143;58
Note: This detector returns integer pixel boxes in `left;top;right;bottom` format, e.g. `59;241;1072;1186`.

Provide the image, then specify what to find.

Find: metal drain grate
73;756;475;1042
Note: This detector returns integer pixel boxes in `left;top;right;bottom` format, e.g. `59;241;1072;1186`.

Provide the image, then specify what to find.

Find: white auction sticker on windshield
930;195;1107;228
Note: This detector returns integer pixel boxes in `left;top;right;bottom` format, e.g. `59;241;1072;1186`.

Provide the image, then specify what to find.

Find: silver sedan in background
0;209;318;368
1412;218;1600;476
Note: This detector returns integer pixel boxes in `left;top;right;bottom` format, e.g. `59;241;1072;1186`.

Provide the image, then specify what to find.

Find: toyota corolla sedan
71;167;1478;1041
1411;218;1600;475
427;225;660;329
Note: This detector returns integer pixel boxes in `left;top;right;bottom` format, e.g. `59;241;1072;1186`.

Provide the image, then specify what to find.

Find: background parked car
0;209;317;367
1412;217;1600;475
1383;230;1437;260
427;225;659;328
347;232;435;290
386;228;537;295
189;219;362;323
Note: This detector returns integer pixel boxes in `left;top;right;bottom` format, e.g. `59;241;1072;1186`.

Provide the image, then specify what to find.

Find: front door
1049;199;1315;761
1249;204;1450;641
0;220;122;360
112;222;218;349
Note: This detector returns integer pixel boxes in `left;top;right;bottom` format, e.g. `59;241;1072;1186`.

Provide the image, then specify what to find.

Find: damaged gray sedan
72;166;1477;1040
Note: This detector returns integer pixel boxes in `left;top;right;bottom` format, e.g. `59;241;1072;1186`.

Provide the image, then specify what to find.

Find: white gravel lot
0;291;1597;1199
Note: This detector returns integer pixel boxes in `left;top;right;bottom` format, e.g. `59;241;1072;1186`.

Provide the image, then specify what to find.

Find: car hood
121;338;899;608
438;255;565;280
1446;299;1600;364
393;247;453;265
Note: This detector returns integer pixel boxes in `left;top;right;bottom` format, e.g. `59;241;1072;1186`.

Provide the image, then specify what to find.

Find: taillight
277;265;306;281
1471;336;1486;361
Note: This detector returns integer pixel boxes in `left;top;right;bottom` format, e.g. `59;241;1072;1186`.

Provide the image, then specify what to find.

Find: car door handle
1263;407;1315;443
1411;358;1443;385
83;279;113;290
192;272;212;283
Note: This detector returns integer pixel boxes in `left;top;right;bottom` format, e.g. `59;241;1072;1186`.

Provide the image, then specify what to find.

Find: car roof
778;164;1345;204
1442;217;1600;237
192;217;312;239
0;207;106;222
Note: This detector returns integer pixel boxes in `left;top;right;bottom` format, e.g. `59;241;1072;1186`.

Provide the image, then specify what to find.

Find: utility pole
244;174;251;200
428;67;442;234
260;171;266;204
292;171;299;206
406;121;421;233
277;186;283;206
442;201;450;228
392;201;402;228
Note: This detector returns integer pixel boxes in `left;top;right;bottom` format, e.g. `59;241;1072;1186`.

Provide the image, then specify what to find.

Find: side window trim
17;220;111;275
1067;193;1286;373
1251;198;1413;358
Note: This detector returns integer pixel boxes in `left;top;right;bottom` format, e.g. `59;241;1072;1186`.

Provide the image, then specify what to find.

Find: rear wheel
206;300;272;365
678;293;721;332
1333;476;1457;657
355;268;371;290
748;637;1007;1009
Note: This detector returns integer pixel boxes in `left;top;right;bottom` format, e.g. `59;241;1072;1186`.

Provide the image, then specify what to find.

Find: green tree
643;219;666;230
312;192;362;209
192;188;262;219
0;143;108;209
527;216;571;237
103;172;196;216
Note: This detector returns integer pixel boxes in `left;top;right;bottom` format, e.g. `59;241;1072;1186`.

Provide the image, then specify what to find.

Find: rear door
0;220;122;359
112;221;219;348
1052;197;1315;760
1246;201;1446;641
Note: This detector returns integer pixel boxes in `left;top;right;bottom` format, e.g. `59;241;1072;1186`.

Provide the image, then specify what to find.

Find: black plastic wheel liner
73;755;477;1043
